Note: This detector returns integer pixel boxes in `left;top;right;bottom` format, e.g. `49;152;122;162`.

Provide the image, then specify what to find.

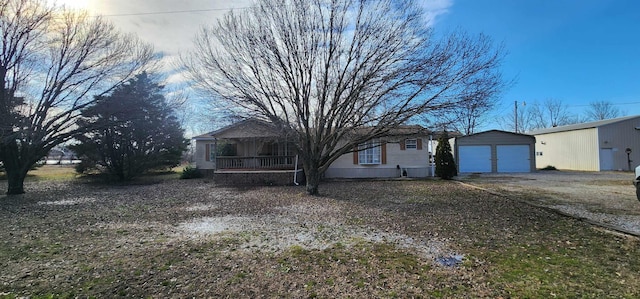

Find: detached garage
454;130;536;173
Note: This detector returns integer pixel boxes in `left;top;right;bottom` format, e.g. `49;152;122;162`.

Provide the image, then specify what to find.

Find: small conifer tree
435;131;457;179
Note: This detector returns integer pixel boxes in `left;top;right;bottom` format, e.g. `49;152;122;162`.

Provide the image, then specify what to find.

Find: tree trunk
5;164;28;195
2;141;41;195
5;168;27;195
304;164;321;196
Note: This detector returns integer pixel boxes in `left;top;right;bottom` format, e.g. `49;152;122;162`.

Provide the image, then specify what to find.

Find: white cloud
420;0;454;27
86;0;253;57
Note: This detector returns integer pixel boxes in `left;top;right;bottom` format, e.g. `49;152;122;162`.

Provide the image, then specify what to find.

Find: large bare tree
184;0;504;195
0;0;154;194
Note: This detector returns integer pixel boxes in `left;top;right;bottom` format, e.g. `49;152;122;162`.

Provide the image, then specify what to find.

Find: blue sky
435;0;640;128
73;0;639;133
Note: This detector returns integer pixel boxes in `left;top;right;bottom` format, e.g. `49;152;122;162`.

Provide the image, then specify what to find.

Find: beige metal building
529;115;640;171
454;130;536;173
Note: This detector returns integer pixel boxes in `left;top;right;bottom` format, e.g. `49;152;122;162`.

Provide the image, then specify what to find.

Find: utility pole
514;100;518;133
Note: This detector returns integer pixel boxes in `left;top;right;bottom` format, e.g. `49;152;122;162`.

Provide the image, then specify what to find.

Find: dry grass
0;170;639;298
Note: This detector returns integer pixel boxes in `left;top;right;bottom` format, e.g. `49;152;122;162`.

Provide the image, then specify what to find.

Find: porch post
213;138;217;170
253;137;257;168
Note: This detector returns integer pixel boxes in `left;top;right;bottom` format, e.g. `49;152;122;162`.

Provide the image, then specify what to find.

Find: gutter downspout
293;154;299;185
429;134;434;177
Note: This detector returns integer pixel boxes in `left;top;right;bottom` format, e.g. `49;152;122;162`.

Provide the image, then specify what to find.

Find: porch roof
193;118;282;141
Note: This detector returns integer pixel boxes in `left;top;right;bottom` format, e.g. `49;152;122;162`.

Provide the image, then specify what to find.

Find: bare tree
499;102;537;133
429;95;499;135
183;0;504;195
529;99;577;129
585;100;622;121
0;0;154;194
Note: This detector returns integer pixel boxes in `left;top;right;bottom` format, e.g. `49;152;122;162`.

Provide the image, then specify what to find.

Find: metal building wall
534;128;599;171
598;118;640;171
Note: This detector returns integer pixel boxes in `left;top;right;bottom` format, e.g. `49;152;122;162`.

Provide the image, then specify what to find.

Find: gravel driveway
458;171;640;236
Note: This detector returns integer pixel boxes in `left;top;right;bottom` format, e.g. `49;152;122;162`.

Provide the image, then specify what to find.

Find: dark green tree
435;132;457;180
71;72;188;181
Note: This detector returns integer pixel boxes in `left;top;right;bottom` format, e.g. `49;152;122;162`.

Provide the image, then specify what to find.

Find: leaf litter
1;176;639;297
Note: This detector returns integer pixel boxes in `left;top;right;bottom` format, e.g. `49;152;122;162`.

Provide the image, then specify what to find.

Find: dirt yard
458;170;640;235
1;170;640;297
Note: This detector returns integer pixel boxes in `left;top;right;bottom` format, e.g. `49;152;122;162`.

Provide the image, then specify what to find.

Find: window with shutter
405;139;417;149
358;140;381;165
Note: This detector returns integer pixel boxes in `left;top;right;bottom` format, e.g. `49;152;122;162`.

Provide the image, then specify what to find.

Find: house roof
350;125;430;137
527;115;640;135
455;129;534;140
193;119;459;141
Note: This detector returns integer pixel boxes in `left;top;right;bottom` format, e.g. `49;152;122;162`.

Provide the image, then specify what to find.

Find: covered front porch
215;155;298;170
193;119;304;185
212;139;303;185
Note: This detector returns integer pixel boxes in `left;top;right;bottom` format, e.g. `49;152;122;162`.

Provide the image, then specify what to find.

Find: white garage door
497;145;530;173
458;145;492;173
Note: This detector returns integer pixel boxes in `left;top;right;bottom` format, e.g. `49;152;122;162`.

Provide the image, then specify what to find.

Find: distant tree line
499;99;623;133
421;95;623;136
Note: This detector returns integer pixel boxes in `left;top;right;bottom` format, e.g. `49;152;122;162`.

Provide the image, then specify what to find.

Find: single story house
453;130;536;173
324;126;437;179
529;115;640;171
192;119;442;184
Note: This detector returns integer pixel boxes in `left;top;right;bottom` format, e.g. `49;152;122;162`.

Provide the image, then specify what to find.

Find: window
205;143;218;162
405;139;417;149
358;140;381;165
271;142;295;156
209;143;217;161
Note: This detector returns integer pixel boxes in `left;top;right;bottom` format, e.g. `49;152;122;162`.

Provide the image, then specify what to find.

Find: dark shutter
381;142;387;164
353;146;359;164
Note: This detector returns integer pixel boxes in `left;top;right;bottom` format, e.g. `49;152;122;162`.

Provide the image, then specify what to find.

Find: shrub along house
193;119;439;184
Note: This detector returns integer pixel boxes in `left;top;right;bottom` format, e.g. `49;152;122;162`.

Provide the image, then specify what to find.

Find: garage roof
456;129;534;140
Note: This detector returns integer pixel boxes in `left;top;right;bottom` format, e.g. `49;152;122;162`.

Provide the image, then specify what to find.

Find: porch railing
216;156;298;170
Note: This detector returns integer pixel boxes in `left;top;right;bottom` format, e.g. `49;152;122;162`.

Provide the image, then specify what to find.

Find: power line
566;101;640;107
97;6;251;17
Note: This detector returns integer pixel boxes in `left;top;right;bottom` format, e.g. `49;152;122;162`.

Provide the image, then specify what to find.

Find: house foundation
212;169;305;186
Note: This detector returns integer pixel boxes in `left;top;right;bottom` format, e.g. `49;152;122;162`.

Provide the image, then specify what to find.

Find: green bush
180;166;203;179
540;165;557;171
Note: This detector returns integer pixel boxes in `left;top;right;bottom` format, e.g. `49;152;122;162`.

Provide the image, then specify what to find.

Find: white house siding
194;140;216;170
535;128;599;171
324;138;430;178
598;118;640;171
